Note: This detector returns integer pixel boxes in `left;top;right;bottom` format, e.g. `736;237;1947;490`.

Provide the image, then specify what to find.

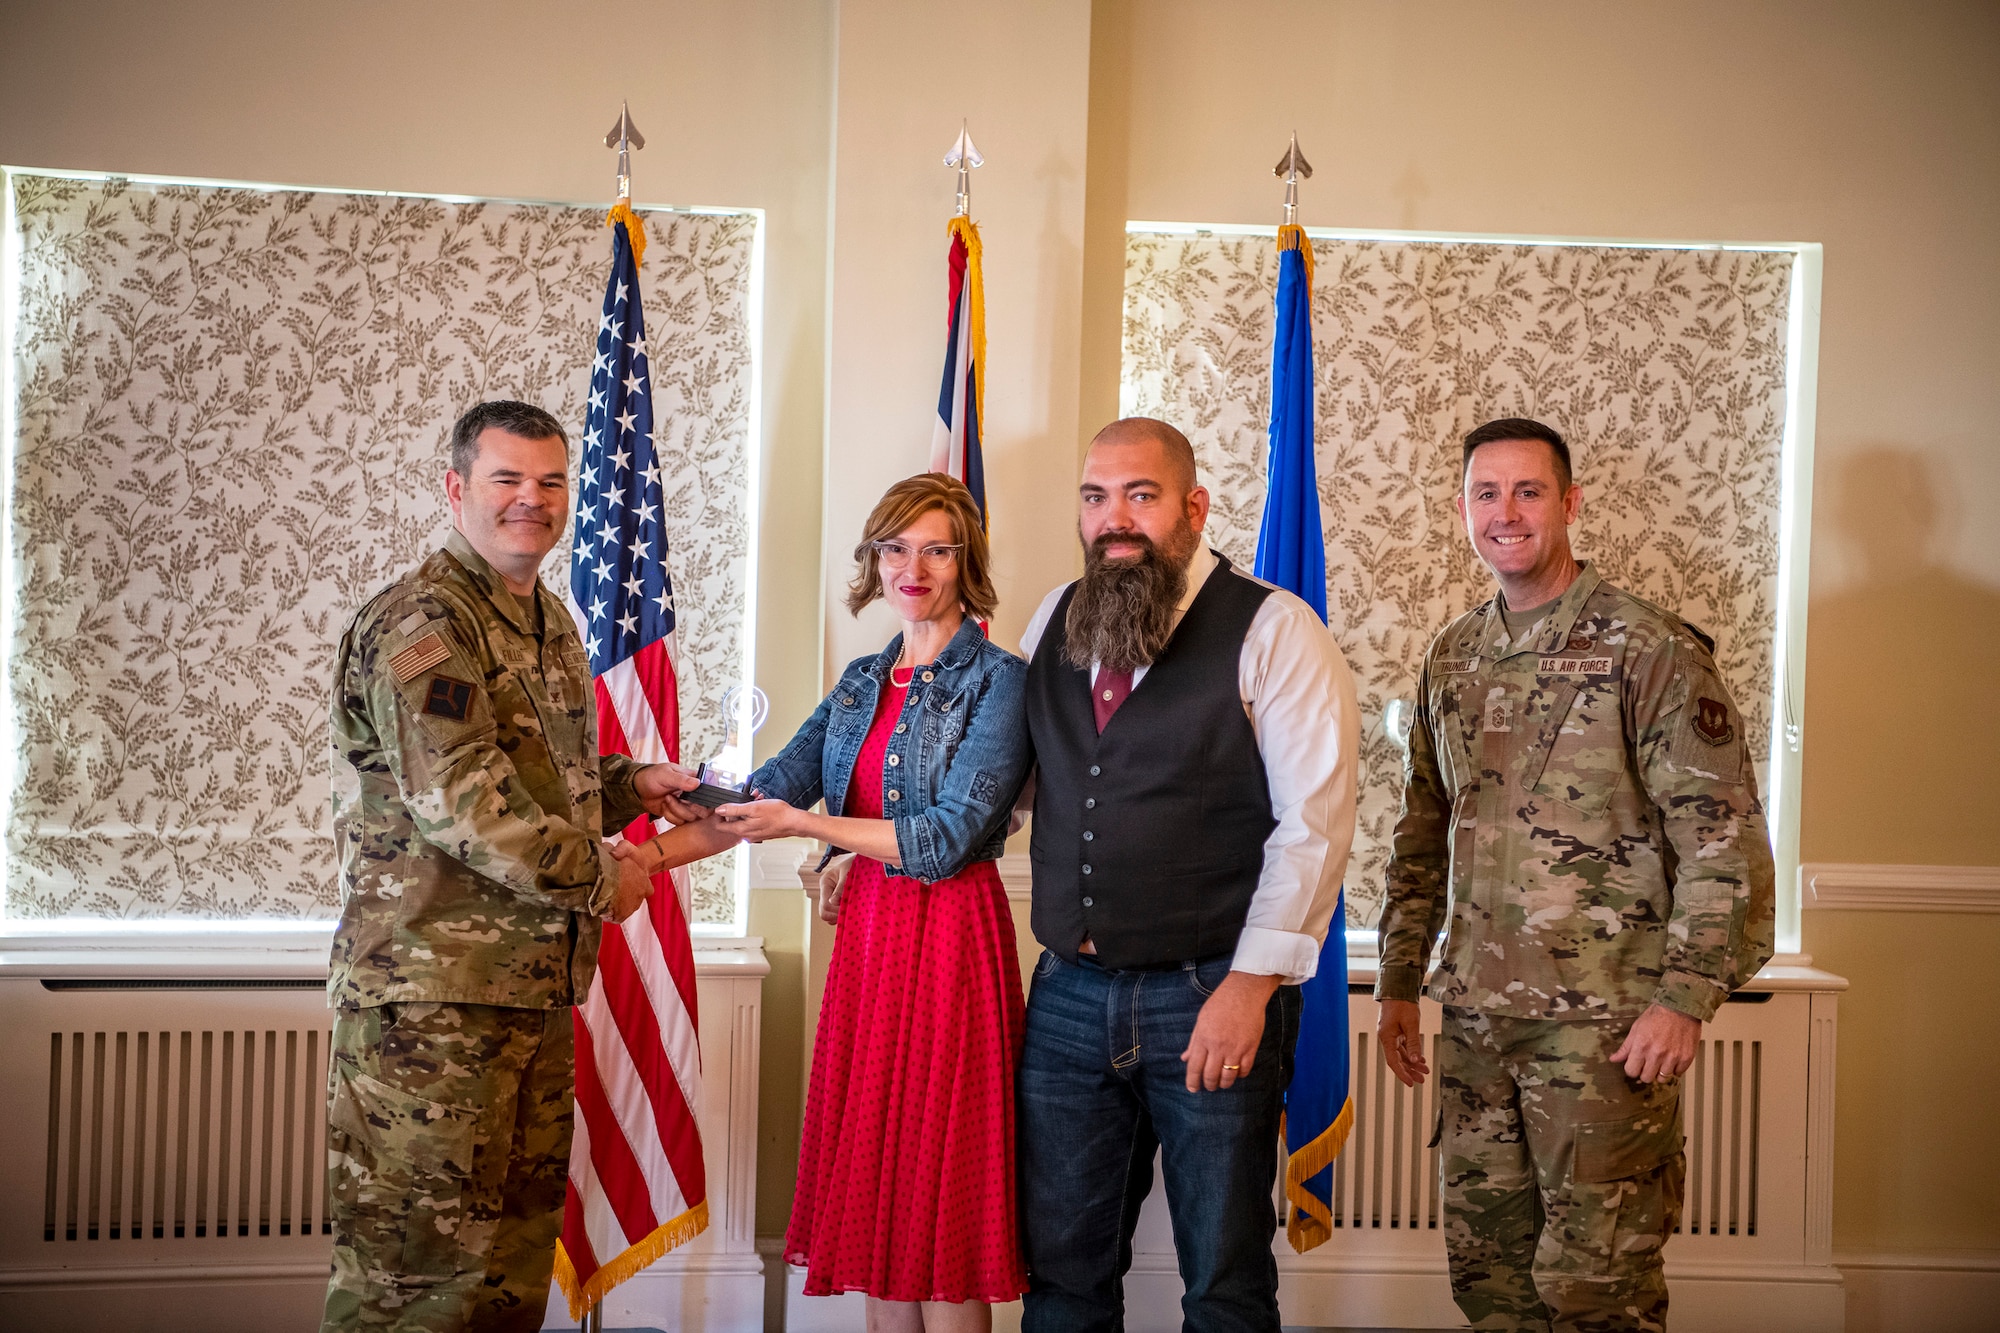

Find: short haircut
1461;417;1571;490
1088;416;1198;493
845;473;999;620
447;400;569;476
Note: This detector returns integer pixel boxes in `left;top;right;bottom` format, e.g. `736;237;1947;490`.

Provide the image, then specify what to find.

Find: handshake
602;762;803;923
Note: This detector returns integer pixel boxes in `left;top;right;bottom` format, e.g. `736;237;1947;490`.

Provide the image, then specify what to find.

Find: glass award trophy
686;684;769;808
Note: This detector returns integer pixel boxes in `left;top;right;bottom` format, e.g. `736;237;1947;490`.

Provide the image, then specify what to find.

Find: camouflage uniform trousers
321;1002;576;1332
1438;1007;1685;1333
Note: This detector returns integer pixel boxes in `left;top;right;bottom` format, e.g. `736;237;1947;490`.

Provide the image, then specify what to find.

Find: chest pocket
921;687;968;745
1428;678;1479;800
1525;679;1624;816
484;665;568;810
828;685;871;739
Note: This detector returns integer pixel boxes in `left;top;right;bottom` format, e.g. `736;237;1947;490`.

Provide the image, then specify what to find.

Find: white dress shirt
1018;544;1360;983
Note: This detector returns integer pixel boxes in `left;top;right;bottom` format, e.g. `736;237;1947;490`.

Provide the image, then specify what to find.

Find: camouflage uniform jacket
1376;563;1775;1023
327;531;648;1010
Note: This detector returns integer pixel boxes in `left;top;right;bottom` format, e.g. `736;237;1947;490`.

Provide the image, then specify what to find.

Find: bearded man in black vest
1016;417;1360;1333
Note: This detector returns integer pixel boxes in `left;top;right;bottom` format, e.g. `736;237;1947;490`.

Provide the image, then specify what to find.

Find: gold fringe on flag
605;199;648;270
1277;222;1315;287
948;214;986;491
553;1199;709;1321
1282;1095;1354;1253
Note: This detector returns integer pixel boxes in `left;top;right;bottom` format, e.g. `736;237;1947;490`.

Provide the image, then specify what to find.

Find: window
1;169;761;941
1122;223;1817;954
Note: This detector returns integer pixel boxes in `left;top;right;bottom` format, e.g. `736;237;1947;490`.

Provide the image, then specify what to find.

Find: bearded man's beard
1062;521;1199;673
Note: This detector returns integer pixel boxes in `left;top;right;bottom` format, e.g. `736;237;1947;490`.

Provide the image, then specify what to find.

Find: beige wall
6;0;1997;1268
821;0;1093;673
1095;0;2000;1255
0;0;838;1259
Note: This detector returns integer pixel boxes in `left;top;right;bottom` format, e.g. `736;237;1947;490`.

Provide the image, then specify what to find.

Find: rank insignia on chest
389;632;450;682
1693;696;1734;745
424;675;475;722
1537;655;1613;676
1483;693;1514;732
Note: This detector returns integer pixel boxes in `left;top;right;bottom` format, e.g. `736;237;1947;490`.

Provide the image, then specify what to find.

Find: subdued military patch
1692;696;1733;746
395;609;433;636
1436;657;1478;674
1536;655;1613;676
424;674;474;721
1483;692;1513;733
390;632;451;682
1566;630;1594;653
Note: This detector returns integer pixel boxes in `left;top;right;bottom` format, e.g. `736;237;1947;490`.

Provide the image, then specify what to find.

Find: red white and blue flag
555;203;709;1319
928;215;988;527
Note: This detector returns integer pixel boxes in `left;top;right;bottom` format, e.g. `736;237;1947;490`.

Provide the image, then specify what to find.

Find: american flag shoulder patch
389;631;450;683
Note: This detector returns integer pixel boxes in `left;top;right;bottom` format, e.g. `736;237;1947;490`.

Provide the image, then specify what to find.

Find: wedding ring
1222;1064;1240;1072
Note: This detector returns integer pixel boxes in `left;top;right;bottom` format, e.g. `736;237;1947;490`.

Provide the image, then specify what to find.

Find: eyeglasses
871;540;963;568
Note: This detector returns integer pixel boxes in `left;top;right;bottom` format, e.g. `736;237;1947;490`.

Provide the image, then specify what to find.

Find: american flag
554;204;709;1319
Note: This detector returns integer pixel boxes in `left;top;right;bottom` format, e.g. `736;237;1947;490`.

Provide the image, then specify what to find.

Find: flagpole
1275;130;1312;226
945;119;982;217
605;100;645;203
577;99;648;1333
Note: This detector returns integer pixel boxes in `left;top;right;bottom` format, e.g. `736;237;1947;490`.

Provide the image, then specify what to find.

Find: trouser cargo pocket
1545;1100;1685;1277
327;1060;480;1285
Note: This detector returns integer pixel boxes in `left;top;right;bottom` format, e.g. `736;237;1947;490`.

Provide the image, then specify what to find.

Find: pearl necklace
890;641;916;688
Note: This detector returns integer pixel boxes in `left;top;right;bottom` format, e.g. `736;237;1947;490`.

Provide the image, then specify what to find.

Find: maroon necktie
1093;666;1134;733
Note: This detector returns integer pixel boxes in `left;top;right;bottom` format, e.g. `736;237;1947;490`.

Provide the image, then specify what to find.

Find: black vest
1026;554;1276;969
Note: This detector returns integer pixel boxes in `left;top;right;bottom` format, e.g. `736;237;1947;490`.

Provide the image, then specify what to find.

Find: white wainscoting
0;939;767;1333
1801;862;2000;913
767;952;1852;1333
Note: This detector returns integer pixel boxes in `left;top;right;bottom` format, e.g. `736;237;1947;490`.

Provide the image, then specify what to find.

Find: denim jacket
747;617;1030;883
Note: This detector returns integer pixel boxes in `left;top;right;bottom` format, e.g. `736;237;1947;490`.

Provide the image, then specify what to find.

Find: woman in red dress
627;474;1032;1331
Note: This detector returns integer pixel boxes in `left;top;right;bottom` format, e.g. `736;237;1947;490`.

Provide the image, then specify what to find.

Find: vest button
1089;765;1101;777
1082;896;1094;908
1084;798;1096;809
1082;831;1094;841
1081;864;1093;875
887;754;900;766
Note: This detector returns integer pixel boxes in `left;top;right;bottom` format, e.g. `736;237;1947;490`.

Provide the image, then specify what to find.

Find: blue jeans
1017;950;1302;1333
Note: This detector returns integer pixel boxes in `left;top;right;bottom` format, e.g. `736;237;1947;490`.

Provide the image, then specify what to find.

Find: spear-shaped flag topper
1274;131;1313;226
604;101;646;201
944;122;984;218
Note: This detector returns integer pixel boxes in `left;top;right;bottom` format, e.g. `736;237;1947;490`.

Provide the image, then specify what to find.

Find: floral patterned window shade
1122;227;1799;930
3;170;756;929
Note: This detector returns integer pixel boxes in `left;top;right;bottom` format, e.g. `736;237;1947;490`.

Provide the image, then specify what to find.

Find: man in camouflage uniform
1376;418;1775;1333
322;400;702;1331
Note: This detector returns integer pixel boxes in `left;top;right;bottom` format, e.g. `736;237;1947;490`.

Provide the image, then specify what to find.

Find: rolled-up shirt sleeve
1232;591;1361;983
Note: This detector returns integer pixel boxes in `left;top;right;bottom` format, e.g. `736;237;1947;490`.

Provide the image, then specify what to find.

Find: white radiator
780;902;1848;1333
0;944;770;1333
1122;980;1848;1333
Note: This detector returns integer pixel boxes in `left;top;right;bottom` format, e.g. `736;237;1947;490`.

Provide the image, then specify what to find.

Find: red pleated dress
783;679;1028;1304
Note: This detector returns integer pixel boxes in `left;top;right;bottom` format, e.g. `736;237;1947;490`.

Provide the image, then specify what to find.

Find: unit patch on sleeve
1692;696;1734;746
423;675;475;722
390;631;451;683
